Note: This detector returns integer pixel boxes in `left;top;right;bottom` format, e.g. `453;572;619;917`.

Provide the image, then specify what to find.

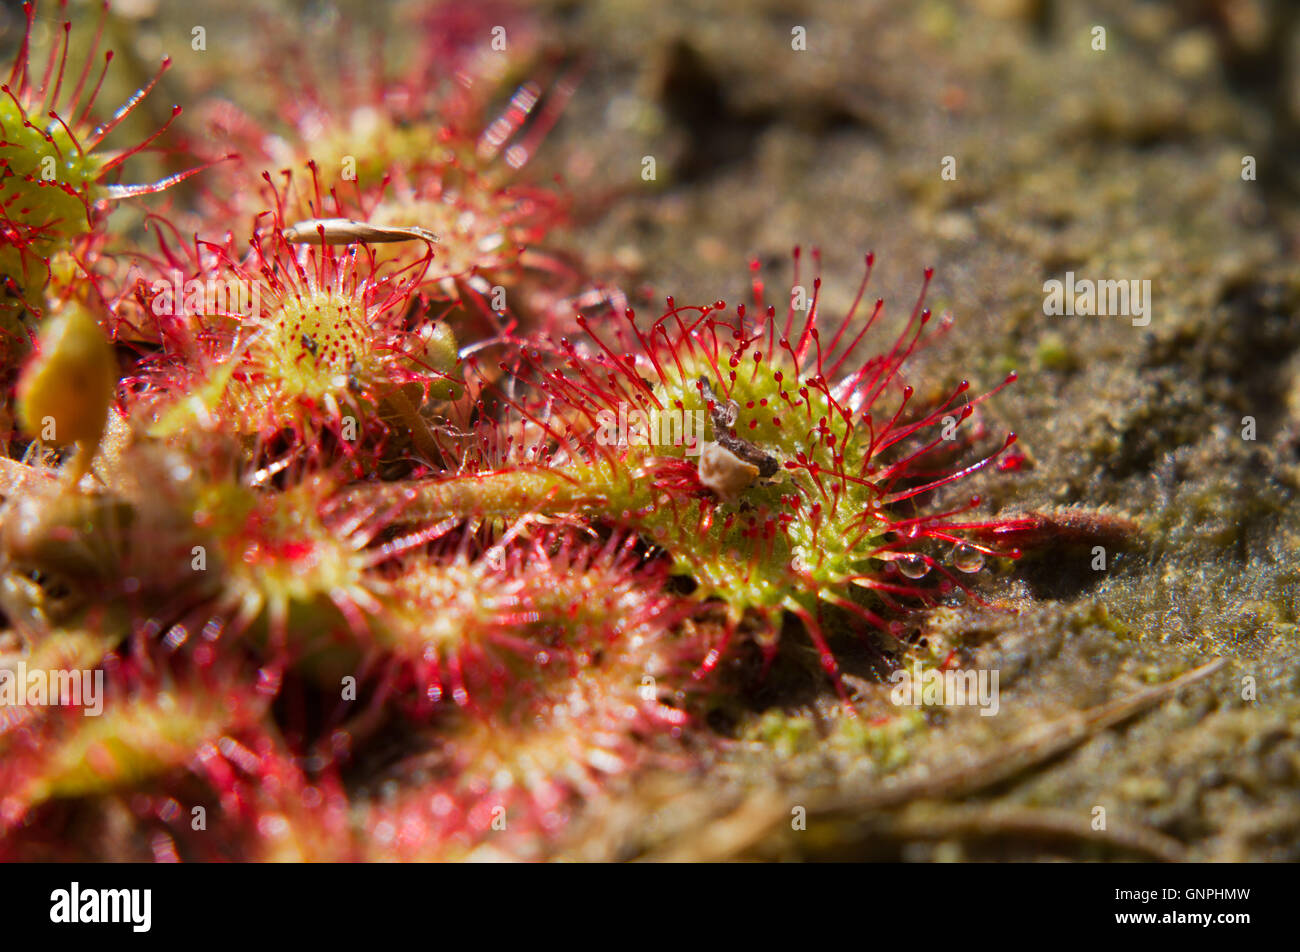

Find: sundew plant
0;0;1253;865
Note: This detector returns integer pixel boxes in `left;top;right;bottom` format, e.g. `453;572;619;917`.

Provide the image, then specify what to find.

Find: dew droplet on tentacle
898;554;929;579
952;543;985;573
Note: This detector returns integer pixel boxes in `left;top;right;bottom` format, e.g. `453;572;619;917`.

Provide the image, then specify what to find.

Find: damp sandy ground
536;0;1300;861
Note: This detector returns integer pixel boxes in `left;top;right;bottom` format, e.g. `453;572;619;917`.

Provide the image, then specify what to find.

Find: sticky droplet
898;554;929;579
952;544;985;573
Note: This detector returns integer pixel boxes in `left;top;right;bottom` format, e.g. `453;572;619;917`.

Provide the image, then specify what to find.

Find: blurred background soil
11;0;1297;860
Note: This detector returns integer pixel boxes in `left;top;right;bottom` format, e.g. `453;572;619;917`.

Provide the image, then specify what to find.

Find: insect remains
698;441;761;500
697;376;779;499
283;218;440;245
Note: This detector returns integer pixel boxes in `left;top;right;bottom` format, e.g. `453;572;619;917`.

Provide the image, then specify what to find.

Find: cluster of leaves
0;1;1027;861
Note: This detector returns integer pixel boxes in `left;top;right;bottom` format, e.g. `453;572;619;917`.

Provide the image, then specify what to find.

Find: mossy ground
536;0;1300;861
